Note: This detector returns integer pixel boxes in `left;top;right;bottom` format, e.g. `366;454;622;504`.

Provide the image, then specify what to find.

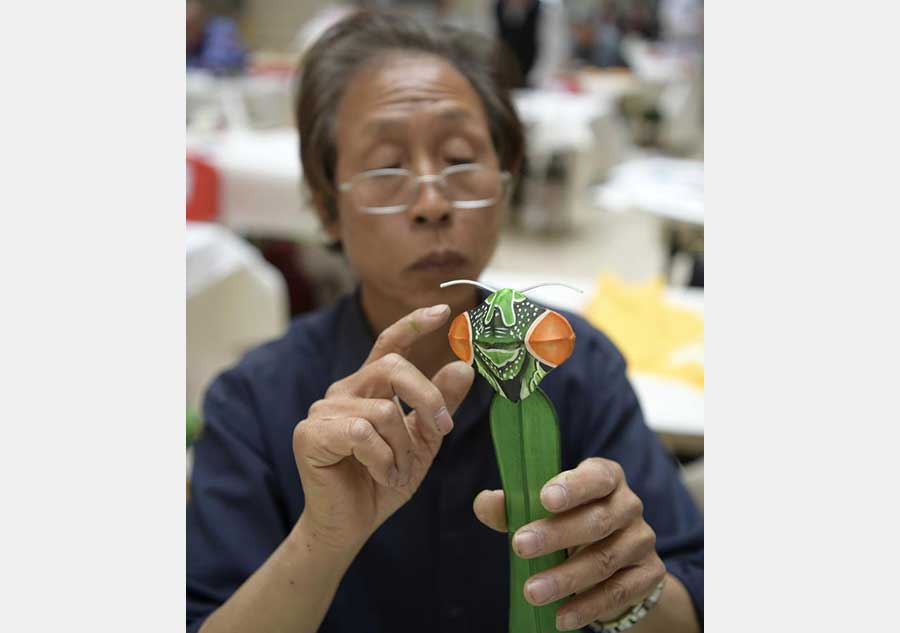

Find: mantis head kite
441;280;578;402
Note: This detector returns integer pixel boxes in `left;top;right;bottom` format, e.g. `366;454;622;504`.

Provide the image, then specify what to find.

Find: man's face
328;53;506;310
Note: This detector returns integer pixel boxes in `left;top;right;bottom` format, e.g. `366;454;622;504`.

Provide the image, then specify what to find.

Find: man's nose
409;175;452;225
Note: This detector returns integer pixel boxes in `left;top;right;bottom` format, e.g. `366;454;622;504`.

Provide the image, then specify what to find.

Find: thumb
473;489;508;533
431;360;475;417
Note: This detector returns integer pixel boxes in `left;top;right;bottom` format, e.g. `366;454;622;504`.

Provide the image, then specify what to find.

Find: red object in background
248;63;295;78
186;154;220;222
559;73;582;93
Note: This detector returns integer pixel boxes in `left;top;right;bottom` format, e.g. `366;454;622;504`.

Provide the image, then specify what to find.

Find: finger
331;353;450;436
329;353;452;440
311;397;413;485
364;304;451;366
403;360;474;453
380;354;456;440
296;416;399;488
512;488;644;559
409;361;475;442
539;457;625;513
473;489;507;532
554;561;666;631
431;361;475;417
521;524;656;607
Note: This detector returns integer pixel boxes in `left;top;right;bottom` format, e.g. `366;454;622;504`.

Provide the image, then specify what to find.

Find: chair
186;223;289;412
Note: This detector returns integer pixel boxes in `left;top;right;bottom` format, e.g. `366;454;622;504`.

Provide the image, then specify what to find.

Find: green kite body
445;281;577;633
491;388;568;632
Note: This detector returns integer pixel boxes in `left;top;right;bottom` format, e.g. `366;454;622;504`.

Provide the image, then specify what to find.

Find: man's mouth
408;250;468;272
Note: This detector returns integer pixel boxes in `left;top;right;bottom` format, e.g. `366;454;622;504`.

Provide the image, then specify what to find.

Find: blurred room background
186;0;704;504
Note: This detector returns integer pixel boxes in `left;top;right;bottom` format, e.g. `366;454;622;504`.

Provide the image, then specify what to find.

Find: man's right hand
292;304;474;554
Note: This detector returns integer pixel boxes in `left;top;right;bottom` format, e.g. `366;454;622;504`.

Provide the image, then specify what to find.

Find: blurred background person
494;0;571;88
571;0;626;68
570;0;669;70
187;0;248;74
619;0;660;41
659;0;703;54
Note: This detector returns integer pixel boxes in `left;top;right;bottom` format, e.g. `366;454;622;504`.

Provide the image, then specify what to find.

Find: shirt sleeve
576;345;704;628
186;368;291;632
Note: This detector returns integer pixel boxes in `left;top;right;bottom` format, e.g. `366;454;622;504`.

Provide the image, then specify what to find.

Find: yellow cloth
583;274;704;390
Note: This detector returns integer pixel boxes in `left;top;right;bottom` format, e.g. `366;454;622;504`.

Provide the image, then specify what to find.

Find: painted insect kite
442;280;579;633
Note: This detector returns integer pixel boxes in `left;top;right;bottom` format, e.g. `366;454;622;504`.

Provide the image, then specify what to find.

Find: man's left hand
473;457;666;631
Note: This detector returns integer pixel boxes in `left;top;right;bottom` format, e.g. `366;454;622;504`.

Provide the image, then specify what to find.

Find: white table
620;38;699;86
593;156;704;226
511;89;629;230
187;128;322;241
513;89;614;155
187;70;295;130
593;156;703;287
481;268;704;448
619;38;704;153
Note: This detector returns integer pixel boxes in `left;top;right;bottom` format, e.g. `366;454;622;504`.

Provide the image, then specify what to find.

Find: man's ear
311;191;341;242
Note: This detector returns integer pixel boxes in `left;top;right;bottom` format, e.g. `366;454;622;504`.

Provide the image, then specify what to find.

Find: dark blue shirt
186;291;703;631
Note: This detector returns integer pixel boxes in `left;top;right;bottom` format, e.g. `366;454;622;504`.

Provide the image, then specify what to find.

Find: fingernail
426;304;450;317
525;577;555;605
513;529;541;557
557;611;579;631
542;484;568;511
435;406;454;434
388;466;400;487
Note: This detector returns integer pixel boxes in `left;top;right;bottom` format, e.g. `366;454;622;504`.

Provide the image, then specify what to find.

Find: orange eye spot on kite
525;310;575;368
448;312;474;365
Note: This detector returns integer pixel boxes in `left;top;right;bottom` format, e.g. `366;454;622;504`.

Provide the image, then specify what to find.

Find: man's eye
446;157;474;166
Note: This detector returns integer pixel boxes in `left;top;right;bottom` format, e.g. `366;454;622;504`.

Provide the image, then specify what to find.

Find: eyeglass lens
353;166;501;212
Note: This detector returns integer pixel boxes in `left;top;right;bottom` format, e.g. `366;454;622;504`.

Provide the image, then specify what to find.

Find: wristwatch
588;578;666;633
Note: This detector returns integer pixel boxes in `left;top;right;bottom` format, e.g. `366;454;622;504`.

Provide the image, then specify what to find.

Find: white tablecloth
187;71;295;130
513;89;614;155
187;129;322;241
620;37;700;86
594;156;704;226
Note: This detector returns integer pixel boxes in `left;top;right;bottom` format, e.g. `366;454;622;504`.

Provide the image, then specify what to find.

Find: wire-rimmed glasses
338;163;511;215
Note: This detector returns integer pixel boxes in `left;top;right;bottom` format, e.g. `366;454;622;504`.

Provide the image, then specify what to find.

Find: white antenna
440;279;498;293
518;282;584;294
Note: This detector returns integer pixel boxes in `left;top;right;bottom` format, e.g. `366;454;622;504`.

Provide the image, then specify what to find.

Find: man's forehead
338;55;487;134
360;106;481;137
